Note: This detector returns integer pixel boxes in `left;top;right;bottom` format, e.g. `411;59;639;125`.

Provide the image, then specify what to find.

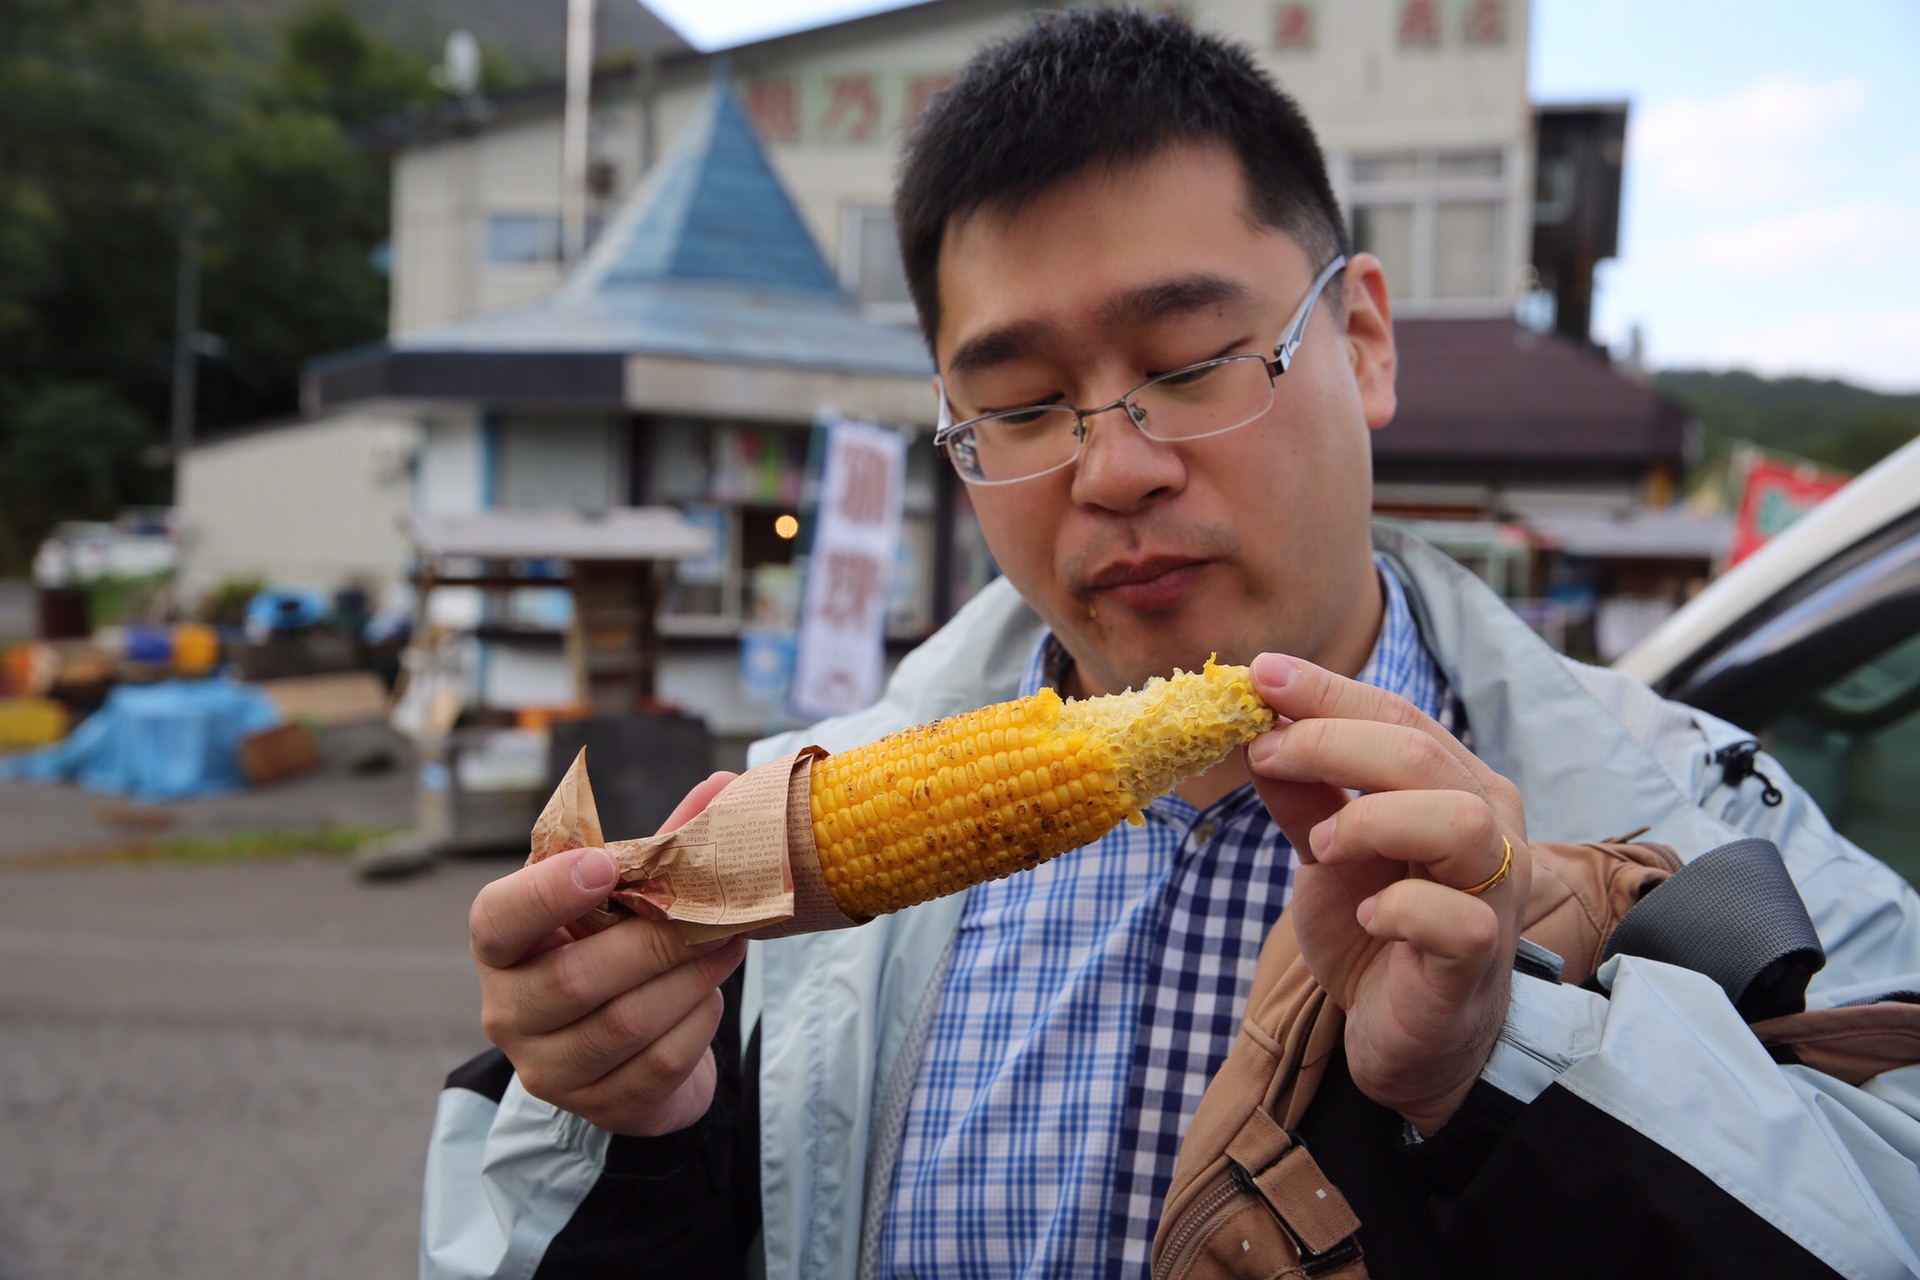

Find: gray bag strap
1601;837;1826;1022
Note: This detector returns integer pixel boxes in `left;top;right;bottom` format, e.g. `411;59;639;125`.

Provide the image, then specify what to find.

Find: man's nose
1068;400;1186;513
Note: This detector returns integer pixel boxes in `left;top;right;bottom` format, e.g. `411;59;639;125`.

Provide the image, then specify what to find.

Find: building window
486;214;563;265
484;213;606;267
649;417;938;636
1345;149;1510;311
1351;203;1415;299
841;204;913;314
1433;200;1503;299
495;416;626;511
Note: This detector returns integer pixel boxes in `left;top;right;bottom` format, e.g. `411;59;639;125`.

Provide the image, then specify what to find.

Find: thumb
469;846;618;970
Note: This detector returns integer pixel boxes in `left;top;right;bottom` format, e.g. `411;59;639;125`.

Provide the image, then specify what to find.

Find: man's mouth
1083;556;1213;613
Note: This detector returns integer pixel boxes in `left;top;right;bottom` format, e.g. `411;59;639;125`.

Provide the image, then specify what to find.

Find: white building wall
177;412;420;604
387;0;1534;336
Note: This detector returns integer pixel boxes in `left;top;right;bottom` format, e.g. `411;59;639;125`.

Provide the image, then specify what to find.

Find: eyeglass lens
958;356;1275;483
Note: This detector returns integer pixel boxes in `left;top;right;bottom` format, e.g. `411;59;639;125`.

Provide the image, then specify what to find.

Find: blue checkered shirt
878;560;1453;1277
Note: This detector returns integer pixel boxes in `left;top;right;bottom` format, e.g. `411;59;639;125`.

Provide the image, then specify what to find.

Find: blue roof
570;81;843;297
393;74;932;382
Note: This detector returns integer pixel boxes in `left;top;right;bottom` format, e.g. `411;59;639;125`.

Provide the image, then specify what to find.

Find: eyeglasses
934;255;1347;486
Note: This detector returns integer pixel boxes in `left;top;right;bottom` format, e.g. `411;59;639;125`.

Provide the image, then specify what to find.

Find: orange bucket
172;623;222;676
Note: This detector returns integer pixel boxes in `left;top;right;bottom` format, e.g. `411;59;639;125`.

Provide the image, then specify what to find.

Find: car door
1664;513;1920;887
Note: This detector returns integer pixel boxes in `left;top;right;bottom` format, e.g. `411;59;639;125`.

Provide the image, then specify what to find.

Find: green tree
0;0;218;565
1828;413;1920;475
0;0;443;570
0;381;150;565
272;0;434;124
1655;370;1920;482
196;94;391;427
199;2;436;429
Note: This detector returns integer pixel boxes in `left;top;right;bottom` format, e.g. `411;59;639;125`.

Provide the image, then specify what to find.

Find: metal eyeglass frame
933;254;1348;486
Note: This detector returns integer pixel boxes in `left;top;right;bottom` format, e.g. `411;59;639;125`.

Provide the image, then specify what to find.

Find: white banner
791;417;907;718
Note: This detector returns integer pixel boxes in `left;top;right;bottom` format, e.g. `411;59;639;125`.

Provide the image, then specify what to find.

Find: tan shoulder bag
1151;836;1920;1280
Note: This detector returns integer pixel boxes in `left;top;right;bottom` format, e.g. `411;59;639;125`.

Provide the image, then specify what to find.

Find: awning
403;508;711;562
1524;509;1733;560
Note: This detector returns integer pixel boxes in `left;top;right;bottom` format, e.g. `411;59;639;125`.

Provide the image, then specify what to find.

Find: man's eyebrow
946;319;1054;376
1102;274;1251;327
943;274;1250;378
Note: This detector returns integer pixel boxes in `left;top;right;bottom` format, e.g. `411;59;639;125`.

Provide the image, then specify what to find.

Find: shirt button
1191;821;1218;846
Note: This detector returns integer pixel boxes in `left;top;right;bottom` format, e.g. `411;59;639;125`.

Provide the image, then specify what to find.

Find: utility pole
169;208;201;488
561;0;596;265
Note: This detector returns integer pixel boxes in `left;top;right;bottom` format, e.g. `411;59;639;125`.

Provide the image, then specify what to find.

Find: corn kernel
805;659;1271;918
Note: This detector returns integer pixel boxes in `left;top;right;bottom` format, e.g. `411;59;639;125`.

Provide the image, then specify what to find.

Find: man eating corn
425;11;1920;1279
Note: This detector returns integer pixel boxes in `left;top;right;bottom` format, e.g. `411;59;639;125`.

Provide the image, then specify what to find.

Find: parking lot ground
0;723;417;865
0;849;509;1280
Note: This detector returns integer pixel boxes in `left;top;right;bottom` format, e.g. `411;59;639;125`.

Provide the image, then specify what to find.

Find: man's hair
893;7;1352;346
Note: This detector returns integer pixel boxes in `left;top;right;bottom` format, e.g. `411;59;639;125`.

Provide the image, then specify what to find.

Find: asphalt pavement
0;849;511;1280
0;723;417;865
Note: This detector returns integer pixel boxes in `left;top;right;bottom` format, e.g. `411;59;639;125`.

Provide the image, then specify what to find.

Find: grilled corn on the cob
810;658;1273;918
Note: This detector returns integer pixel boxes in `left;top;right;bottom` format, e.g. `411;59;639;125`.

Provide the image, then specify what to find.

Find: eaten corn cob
810;658;1274;918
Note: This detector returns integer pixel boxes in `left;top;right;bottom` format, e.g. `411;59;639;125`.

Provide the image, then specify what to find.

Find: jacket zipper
1152;1169;1249;1280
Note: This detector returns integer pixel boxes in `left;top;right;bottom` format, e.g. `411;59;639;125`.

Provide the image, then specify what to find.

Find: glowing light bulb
774;514;800;540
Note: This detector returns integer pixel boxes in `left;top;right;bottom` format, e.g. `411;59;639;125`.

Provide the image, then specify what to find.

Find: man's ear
1341;253;1397;432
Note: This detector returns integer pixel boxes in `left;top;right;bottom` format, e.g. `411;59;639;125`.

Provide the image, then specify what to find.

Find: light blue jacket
422;525;1920;1280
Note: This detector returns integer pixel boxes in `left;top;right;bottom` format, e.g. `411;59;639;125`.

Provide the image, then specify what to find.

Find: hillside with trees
1654;369;1920;479
148;0;686;74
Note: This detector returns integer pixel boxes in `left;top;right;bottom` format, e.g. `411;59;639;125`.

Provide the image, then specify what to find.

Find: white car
1615;436;1920;886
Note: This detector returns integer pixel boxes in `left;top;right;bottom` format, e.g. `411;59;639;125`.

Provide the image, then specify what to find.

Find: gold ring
1461;835;1513;896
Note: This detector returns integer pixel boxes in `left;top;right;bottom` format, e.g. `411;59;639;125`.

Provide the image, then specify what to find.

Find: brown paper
527;746;864;943
527;747;621;940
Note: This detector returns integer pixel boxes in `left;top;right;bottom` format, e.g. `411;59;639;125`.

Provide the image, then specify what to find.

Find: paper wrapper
527;747;866;943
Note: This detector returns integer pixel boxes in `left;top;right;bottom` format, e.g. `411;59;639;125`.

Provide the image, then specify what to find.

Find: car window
1757;629;1920;887
1673;524;1920;889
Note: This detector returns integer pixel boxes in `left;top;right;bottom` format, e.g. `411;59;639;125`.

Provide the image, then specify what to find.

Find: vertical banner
791;417;907;718
1727;448;1851;566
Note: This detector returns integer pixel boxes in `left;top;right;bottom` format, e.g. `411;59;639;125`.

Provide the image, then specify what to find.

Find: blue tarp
0;679;282;801
246;586;328;635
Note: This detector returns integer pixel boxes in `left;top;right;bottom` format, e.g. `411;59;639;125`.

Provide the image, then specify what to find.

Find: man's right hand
468;771;748;1137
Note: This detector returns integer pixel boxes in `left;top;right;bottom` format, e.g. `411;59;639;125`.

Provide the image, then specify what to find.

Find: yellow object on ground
171;623;221;675
810;659;1275;918
0;697;69;752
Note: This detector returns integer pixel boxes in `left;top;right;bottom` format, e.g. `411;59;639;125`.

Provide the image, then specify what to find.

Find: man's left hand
1245;652;1531;1135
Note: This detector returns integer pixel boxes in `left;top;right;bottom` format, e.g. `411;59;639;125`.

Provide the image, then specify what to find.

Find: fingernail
1355;894;1378;927
1308;815;1336;857
1248;727;1283;767
570;847;617;894
1252;653;1297;692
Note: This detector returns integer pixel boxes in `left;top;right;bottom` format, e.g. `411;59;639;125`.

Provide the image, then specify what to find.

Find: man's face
934;142;1399;697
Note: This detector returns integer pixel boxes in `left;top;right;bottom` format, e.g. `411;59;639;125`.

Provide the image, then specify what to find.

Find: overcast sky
642;0;1920;392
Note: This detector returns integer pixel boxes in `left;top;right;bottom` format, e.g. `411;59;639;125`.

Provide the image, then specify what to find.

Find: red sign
904;72;955;122
1463;0;1506;45
742;77;800;143
834;439;894;524
820;73;882;144
817;549;885;628
1397;0;1441;47
1728;455;1851;565
1272;2;1315;50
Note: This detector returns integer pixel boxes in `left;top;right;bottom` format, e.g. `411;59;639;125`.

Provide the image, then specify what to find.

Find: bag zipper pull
1709;740;1784;808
